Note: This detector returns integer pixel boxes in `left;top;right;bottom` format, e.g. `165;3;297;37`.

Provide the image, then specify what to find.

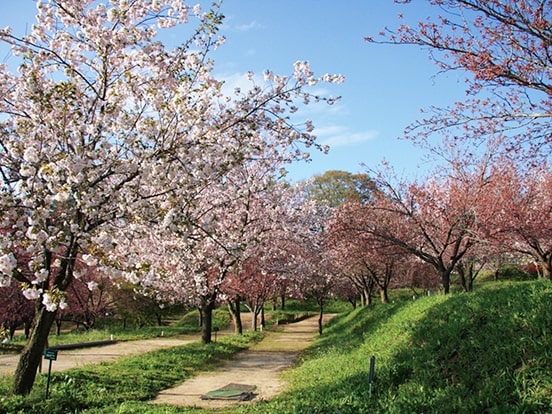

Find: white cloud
215;71;257;96
233;20;263;32
222;18;264;33
316;126;379;148
212;73;374;151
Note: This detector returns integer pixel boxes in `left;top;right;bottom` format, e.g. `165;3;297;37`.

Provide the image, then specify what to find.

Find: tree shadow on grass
374;282;552;413
262;282;551;414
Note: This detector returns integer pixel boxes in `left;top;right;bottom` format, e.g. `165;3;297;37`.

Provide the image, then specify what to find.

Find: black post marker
368;355;375;398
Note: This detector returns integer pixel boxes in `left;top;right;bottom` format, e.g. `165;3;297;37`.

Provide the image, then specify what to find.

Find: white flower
19;164;35;177
54;189;70;203
81;254;97;267
162;208;175;229
23;147;39;163
87;281;99;291
22;287;42;300
33;269;49;284
0;253;17;276
42;293;57;312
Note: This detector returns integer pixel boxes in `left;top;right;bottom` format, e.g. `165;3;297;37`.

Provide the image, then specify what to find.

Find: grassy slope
238;281;551;414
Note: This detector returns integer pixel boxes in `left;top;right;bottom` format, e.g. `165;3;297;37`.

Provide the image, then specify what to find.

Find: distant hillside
241;281;552;414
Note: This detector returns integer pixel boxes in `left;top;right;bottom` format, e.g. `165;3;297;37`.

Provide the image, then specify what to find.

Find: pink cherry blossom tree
481;161;552;279
367;0;551;163
0;282;35;341
329;200;410;304
276;195;337;335
55;265;115;333
350;164;494;294
220;181;304;333
222;259;280;332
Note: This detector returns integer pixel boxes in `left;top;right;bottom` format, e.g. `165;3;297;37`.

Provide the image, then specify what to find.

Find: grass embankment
1;282;550;413
237;281;551;414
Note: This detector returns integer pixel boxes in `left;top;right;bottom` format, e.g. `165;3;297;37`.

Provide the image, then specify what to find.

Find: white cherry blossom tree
0;0;342;394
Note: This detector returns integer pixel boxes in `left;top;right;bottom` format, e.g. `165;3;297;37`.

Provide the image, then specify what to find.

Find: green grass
1;281;550;413
235;281;551;414
1;308;231;353
0;330;262;413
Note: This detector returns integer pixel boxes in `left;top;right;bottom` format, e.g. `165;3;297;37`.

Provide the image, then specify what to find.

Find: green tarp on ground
200;383;256;401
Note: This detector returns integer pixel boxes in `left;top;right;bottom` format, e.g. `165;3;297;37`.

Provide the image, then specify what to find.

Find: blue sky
0;0;469;181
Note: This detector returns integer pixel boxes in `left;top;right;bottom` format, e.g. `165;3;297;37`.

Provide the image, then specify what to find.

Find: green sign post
44;348;57;361
44;348;58;398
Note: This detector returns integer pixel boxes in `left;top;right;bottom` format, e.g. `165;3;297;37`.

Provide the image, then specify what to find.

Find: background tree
305;170;374;207
0;283;35;340
222;259;279;332
283;198;335;335
55;266;115;333
353;165;493;294
367;0;551;162
329;199;408;304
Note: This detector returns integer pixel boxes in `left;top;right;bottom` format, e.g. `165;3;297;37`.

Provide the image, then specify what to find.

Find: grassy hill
238;280;551;414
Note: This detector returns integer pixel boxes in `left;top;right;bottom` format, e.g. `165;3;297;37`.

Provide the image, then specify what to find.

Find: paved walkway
0;335;198;377
151;314;335;410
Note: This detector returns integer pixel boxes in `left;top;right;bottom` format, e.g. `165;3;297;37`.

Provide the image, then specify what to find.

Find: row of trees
325;160;551;299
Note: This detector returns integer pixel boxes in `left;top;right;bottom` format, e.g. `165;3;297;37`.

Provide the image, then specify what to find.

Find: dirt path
0;335;199;377
0;315;243;377
151;314;335;410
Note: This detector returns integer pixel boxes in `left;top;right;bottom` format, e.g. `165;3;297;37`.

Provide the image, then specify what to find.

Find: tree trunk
317;301;324;336
24;320;31;339
364;289;372;306
543;255;551;280
227;299;243;335
251;309;258;331
458;264;468;292
261;305;265;328
8;324;16;339
468;274;474;292
13;306;57;395
280;294;286;310
197;306;203;327
200;302;213;344
380;287;389;304
441;269;451;294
